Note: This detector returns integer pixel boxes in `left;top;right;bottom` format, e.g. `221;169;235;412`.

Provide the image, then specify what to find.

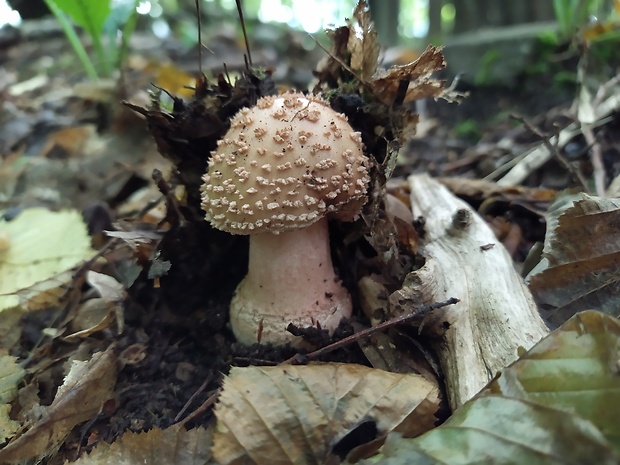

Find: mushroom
200;92;370;346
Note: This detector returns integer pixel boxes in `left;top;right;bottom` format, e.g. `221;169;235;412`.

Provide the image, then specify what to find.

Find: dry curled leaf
0;345;118;463
371;45;447;105
71;424;214;465
213;363;439;465
315;2;451;109
86;270;127;303
62;270;128;341
528;194;620;326
347;1;380;80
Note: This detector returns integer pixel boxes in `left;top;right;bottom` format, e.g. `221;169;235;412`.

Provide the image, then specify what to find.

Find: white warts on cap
200;92;370;235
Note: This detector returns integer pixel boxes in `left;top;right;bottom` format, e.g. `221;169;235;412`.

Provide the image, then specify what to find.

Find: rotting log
390;174;549;410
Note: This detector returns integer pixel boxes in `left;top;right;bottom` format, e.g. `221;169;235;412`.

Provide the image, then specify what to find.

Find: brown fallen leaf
438;176;557;207
64;298;119;342
212;363;439;465
0;356;25;444
347;1;380;81
371;45;447;105
0;307;24;351
36;125;97;159
0;344;118;463
528;194;620;326
315;2;452;109
70;424;214;465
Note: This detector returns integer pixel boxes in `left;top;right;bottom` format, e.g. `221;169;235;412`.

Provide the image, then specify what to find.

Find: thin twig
195;0;202;75
152;169;189;225
586;73;620;197
593;73;620;109
174;374;213;422
310;34;377;98
235;0;252;67
582;123;605;196
282;297;459;364
511;114;592;193
176;389;221;428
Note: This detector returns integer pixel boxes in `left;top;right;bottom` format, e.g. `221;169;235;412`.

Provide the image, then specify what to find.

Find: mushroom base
229;218;352;346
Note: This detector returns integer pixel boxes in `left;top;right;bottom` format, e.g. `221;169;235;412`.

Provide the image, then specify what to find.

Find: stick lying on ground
390;174;549;410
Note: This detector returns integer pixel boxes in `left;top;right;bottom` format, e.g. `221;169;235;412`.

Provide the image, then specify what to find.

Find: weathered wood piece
390;174;549;409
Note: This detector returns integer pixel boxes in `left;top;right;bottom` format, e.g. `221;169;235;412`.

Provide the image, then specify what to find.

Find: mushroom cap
200;92;370;234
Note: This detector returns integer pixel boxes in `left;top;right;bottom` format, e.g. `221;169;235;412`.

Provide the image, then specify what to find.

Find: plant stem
117;0;140;70
91;28;110;77
43;0;99;81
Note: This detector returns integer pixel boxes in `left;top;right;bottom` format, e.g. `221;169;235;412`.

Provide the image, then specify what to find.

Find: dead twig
282;298;459;365
511;114;592;193
195;0;202;75
174;374;214;423
175;389;220;428
593;73;620;109
581;122;605;196
235;0;252;67
152;169;188;225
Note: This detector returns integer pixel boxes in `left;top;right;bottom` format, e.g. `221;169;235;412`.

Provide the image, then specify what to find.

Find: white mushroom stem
390;174;549;410
230;217;352;346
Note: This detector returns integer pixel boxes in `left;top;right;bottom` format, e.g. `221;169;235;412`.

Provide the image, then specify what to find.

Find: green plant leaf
103;0;136;36
54;0;111;38
103;0;140;69
361;311;620;464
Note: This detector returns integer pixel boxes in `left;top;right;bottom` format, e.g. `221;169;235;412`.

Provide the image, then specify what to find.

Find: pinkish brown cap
200;92;370;234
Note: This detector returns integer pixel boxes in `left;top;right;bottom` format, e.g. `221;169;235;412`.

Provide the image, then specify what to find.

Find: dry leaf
347;1;380;80
528;194;620;326
0;307;24;351
0;356;25;444
213;363;439;465
71;424;214;465
365;311;620;464
0;208;95;312
61;270;128;340
64;298;119;342
315;3;450;109
36;125;97;159
484;310;620;453
0;345;118;463
438;177;557;206
150;63;197;99
86;271;127;303
371;46;447;105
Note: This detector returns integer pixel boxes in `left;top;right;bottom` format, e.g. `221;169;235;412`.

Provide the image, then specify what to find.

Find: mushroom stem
230;217;352;345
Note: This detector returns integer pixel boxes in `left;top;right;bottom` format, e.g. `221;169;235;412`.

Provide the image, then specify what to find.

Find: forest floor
0;11;619;465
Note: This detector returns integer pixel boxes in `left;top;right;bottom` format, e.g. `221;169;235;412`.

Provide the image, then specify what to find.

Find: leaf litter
363;311;620;464
528;194;620;325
